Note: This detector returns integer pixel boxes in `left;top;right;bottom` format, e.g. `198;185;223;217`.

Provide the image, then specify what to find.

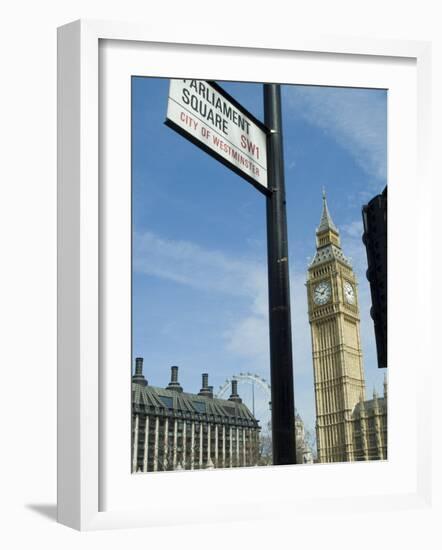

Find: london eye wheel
217;373;313;464
217;373;273;462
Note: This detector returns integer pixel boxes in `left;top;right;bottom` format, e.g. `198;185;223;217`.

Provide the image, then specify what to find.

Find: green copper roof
132;382;260;428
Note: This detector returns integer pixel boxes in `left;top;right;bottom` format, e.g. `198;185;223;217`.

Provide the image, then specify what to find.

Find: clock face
313;281;331;305
343;281;355;304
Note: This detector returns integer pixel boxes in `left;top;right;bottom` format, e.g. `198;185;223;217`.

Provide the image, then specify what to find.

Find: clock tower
307;191;366;463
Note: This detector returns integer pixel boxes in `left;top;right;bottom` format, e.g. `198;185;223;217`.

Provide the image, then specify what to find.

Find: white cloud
134;230;269;360
341;220;363;239
283;85;387;184
134;230;266;301
225;315;269;358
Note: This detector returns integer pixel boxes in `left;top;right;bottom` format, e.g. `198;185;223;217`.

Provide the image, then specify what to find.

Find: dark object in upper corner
362;186;387;369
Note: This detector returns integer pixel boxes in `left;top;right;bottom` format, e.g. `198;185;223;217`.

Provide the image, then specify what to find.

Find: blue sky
132;77;387;440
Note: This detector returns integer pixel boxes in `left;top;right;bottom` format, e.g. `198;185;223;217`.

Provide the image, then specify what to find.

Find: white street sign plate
166;79;268;192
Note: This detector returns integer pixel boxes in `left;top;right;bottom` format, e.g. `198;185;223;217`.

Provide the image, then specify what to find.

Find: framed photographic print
57;19;432;530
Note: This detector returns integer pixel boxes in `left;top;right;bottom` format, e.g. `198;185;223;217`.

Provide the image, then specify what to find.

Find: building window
192;400;206;413
160;396;173;409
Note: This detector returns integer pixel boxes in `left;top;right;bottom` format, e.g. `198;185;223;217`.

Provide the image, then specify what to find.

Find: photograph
130;76;388;473
1;0;436;542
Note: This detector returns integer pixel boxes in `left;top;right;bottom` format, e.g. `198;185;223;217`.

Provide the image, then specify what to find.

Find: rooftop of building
352;393;387;417
132;358;260;427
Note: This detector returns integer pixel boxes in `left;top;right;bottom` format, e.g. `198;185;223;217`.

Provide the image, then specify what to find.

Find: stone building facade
306;192;387;463
258;414;314;465
295;413;314;464
132;359;261;473
351;384;387;461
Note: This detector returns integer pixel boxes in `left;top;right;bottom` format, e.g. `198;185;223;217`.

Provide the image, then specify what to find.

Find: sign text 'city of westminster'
165;79;269;192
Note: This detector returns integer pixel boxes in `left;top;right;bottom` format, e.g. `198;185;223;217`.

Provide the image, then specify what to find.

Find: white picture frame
57;19;432;531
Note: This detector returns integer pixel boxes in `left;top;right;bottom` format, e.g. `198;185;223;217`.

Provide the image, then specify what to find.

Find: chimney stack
198;373;212;397
171;365;178;382
167;365;183;392
135;357;143;375
229;379;242;403
132;357;147;386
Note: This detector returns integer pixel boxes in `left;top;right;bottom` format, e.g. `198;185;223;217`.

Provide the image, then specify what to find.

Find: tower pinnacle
317;188;339;235
310;190;350;267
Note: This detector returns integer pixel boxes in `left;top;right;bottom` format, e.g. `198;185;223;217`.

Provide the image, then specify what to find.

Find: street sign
165;79;296;464
165;79;269;193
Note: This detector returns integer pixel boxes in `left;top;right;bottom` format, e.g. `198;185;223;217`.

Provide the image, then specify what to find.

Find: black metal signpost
165;80;297;465
263;84;296;465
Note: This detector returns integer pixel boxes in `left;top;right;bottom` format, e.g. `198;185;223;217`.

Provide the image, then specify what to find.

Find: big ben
307;191;366;463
